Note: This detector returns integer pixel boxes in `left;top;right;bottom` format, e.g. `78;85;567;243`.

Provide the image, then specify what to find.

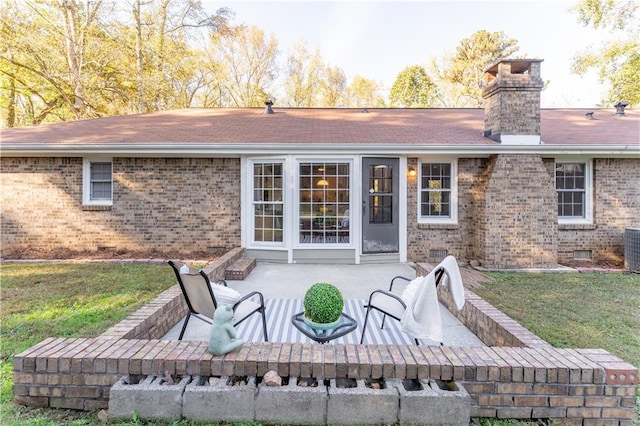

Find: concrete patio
163;262;484;347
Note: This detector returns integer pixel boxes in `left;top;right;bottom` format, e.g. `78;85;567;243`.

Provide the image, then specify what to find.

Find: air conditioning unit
624;227;640;273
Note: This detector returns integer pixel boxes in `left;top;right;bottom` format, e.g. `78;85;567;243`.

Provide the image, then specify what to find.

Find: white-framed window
251;161;284;244
83;158;113;205
418;160;457;223
298;161;351;245
555;160;593;223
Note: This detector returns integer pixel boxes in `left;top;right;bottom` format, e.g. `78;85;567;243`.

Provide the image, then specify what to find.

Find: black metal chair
168;260;268;341
360;268;445;345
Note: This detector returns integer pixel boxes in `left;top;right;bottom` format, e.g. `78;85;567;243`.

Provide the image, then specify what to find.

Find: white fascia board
1;142;639;158
499;135;541;145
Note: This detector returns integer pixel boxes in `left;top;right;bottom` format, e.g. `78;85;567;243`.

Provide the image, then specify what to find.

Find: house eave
1;143;638;158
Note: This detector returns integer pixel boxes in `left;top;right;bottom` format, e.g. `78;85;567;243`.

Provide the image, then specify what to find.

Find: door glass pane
368;164;393;223
369;195;392;223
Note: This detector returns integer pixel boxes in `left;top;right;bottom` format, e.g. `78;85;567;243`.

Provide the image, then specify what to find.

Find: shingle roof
1;107;638;146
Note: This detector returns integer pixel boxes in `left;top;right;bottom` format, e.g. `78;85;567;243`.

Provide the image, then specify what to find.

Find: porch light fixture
317;178;329;186
408;167;417;177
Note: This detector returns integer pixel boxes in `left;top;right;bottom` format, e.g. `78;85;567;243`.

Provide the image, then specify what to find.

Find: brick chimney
482;59;544;145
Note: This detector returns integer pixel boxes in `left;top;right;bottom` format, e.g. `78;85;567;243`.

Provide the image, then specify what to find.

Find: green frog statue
208;304;244;355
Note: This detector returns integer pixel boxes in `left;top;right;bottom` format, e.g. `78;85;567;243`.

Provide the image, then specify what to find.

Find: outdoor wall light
408;167;417;177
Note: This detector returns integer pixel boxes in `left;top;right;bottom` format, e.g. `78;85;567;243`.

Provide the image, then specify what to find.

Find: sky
205;0;611;108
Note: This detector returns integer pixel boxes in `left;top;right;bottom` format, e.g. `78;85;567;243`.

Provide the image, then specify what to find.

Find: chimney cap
485;58;544;75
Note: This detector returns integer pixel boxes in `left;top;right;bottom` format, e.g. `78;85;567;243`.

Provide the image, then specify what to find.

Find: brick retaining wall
13;256;638;424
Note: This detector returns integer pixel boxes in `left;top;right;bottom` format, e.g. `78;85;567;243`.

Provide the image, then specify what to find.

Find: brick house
1;59;639;268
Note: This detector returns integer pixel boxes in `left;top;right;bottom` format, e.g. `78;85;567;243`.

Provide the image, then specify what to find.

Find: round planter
302;314;341;330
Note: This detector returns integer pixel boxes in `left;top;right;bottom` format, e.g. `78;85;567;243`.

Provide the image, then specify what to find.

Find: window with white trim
555;161;592;222
83;159;112;205
419;161;456;222
252;162;284;243
299;162;350;244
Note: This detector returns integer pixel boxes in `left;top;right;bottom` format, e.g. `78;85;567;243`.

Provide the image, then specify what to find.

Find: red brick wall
407;158;485;263
474;154;558;268
407;155;640;268
0;157;241;257
557;158;640;265
2;155;638;267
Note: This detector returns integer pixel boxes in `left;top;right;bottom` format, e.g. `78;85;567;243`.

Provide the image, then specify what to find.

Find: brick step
224;257;256;280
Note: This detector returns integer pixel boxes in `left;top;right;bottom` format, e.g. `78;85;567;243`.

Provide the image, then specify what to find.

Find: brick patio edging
13;254;638;424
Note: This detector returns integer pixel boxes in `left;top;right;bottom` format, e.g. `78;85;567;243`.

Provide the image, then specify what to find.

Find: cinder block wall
0;157;241;257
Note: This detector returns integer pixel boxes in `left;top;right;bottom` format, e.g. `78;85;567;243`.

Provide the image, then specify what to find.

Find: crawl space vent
573;250;592;261
429;249;448;260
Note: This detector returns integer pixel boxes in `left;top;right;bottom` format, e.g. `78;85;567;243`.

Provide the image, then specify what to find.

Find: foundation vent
624;227;640;272
573;250;592;261
429;249;448;260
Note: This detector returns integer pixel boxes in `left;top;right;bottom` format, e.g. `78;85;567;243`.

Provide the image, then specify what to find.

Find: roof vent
362;108;369;113
264;100;274;114
614;101;628;116
585;111;594;120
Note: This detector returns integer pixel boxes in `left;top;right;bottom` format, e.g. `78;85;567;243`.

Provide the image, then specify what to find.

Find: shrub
303;282;344;324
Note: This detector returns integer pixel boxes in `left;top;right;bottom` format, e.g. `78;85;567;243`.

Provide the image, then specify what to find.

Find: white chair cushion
401;276;425;305
370;291;406;320
211;283;241;306
232;298;261;323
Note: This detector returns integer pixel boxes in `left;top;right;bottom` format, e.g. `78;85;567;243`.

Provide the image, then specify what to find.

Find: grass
474;271;640;369
475;270;640;426
0;262;638;425
0;262;176;425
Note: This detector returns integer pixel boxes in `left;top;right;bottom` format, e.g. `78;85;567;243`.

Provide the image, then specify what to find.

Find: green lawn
475;271;640;369
0;262;177;425
1;262;638;425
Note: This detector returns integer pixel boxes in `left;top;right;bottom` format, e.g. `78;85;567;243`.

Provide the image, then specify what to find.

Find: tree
440;30;521;107
0;0;114;125
572;0;638;29
321;65;347;107
389;65;438;107
342;76;385;108
127;0;232;112
571;0;640;106
205;25;279;107
283;40;325;107
58;0;105;118
0;0;231;126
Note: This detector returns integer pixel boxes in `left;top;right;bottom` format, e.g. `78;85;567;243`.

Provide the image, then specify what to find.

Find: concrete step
224;257;256;280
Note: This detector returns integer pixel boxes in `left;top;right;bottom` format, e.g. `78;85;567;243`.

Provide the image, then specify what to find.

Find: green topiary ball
303;282;344;324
